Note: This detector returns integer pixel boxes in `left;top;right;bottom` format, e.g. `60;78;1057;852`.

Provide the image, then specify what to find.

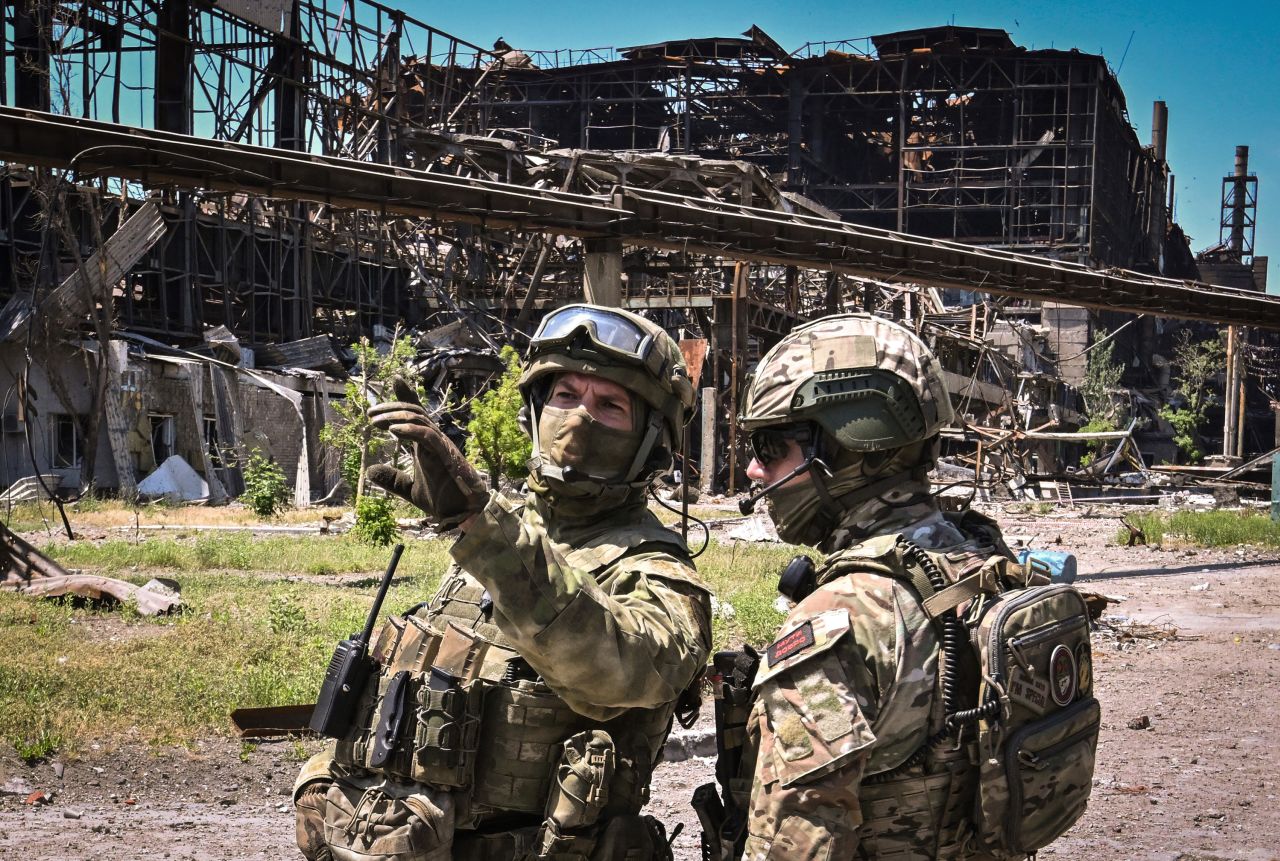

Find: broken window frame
149;414;175;467
51;414;85;469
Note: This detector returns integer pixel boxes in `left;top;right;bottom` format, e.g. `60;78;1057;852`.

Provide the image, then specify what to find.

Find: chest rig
333;526;692;833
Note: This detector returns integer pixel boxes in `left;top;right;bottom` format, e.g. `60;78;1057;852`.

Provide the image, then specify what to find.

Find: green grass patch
696;540;800;648
42;533;441;575
1114;510;1280;548
1;530;804;751
0;540;450;751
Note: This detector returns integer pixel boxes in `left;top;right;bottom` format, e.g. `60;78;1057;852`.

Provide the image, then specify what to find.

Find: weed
268;594;310;636
1114;510;1280;548
10;728;62;763
289;740;310;762
239;741;258;763
242;449;289;517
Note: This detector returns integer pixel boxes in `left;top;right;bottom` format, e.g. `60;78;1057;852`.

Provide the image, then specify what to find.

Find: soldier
294;304;711;861
734;313;1017;860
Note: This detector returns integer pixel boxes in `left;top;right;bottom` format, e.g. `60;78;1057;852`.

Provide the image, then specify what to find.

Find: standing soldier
294;304;711;861
731;313;1095;860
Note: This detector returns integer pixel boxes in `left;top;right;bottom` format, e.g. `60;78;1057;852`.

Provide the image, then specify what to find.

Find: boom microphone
737;458;817;515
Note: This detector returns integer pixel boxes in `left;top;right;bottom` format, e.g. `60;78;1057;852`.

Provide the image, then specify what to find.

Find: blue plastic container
1017;548;1078;585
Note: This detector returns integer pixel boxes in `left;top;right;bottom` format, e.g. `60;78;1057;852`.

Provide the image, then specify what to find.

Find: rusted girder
2;107;1279;330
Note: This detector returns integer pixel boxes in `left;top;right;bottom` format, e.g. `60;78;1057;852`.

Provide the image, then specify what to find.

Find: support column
582;238;623;306
155;0;192;135
700;387;716;496
273;0;305;152
12;0;51;111
1270;276;1280;521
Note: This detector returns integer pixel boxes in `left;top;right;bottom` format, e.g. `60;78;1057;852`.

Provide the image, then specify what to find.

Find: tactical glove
366;378;489;529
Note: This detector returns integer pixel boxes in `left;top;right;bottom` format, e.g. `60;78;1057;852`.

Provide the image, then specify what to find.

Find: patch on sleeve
767;621;815;667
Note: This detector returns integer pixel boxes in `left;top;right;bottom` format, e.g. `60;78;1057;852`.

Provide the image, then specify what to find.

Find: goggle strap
623;411;665;484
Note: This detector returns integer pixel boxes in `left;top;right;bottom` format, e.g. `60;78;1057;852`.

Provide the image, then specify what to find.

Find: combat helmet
738;313;954;545
740;313;953;450
521;303;695;493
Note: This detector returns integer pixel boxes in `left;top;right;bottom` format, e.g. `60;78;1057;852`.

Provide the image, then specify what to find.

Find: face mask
536;404;643;486
765;477;830;546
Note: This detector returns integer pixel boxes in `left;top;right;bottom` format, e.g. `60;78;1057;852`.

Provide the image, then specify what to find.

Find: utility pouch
388;615;440;676
472;681;593;814
410;677;484;788
994;696;1100;854
435;621;490;683
545;730;614;830
321;774;454;861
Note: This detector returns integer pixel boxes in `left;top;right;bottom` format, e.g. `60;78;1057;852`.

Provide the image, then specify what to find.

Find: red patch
767;621;815;667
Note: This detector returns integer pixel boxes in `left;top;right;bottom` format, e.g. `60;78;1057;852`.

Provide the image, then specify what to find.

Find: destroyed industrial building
0;0;1275;506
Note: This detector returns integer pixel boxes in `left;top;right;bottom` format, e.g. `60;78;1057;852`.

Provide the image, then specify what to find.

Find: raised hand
366;377;488;529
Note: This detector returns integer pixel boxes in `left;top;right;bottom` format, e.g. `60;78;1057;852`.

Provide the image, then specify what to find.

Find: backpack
877;528;1100;858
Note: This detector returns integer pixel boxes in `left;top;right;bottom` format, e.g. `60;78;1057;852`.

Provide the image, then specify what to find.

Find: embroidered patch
1050;643;1079;706
1075;642;1093;698
767;621;815;667
1008;667;1051;714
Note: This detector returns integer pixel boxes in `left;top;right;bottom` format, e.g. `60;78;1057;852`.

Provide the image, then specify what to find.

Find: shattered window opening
51;414;84;469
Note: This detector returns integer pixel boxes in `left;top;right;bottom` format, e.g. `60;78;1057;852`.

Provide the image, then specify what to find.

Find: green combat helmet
521;304;695;500
740;313;953;450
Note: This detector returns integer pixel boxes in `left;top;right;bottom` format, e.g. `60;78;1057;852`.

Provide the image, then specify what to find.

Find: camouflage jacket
742;510;990;861
450;490;712;728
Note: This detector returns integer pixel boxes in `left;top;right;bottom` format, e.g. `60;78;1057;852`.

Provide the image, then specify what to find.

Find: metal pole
1271;269;1280;521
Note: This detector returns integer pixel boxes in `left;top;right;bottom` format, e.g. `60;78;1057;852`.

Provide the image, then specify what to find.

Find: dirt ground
2;507;1279;861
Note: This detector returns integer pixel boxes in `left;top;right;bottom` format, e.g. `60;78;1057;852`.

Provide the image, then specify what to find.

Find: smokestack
1151;101;1168;162
1231;145;1250;256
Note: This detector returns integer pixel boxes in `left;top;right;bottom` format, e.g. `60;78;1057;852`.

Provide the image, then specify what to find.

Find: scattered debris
5;575;182;616
1189;582;1211;592
1127;715;1152;730
722;515;778;543
1120;515;1147;546
0;475;62;506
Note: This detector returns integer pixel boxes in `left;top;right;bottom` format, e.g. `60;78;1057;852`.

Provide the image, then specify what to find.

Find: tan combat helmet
740;313;954;451
521;304;695;488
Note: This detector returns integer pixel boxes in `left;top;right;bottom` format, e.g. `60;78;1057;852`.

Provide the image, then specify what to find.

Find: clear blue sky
408;0;1278;270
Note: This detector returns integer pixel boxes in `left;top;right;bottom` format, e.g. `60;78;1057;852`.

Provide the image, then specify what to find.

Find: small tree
1158;330;1226;462
320;335;421;490
353;494;399;546
466;346;532;490
242;449;289;517
1078;335;1124;466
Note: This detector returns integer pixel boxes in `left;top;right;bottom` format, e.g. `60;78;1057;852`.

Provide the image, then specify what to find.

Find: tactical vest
332;521;694;840
821;532;993;861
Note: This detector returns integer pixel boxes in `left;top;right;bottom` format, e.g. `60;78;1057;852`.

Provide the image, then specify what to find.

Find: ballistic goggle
531;305;667;377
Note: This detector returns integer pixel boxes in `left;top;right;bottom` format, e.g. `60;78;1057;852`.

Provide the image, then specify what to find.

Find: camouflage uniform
737;314;1008;860
295;306;710;861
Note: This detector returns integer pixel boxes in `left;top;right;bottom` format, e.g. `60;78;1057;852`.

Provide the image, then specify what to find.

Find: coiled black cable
900;539;964;724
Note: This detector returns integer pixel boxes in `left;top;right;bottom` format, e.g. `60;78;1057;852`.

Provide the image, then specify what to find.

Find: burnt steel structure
0;0;498;344
3;4;1276;497
477;26;1169;270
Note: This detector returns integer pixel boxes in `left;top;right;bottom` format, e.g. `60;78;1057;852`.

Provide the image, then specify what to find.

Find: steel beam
4;107;1280;331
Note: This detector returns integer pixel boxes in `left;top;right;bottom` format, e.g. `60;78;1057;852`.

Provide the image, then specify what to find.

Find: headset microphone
737;457;817;515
